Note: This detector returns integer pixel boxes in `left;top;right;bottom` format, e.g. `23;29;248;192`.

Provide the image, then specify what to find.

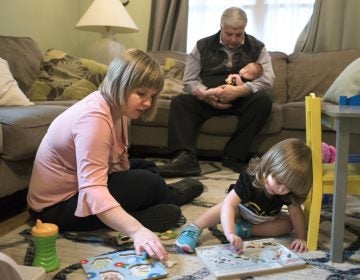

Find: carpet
1;161;359;280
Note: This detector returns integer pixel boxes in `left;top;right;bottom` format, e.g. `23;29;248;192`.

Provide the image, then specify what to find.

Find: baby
226;62;263;86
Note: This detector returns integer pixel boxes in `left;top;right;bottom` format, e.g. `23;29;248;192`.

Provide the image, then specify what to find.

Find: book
80;249;167;280
195;238;306;279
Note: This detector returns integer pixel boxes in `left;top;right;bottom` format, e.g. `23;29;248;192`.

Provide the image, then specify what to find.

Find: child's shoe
175;224;202;253
235;220;252;238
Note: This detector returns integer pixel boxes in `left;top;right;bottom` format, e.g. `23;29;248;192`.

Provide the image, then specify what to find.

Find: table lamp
75;0;139;64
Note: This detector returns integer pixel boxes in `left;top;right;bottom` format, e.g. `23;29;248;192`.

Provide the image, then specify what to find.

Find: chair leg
306;182;323;250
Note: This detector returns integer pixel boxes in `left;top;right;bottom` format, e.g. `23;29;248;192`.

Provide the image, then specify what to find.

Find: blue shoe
235;220;252;238
175;224;202;253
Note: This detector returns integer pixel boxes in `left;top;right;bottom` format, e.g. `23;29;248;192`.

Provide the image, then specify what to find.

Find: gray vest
197;31;264;88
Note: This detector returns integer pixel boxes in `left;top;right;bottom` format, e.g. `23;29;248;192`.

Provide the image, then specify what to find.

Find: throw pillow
322;57;360;104
159;57;187;99
0;58;33;106
27;49;107;101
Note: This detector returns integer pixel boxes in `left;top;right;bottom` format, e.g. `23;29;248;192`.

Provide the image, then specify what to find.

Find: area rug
1;161;359;280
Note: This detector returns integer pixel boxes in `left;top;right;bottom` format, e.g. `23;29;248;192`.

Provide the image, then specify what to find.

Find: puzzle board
80;249;167;280
195;238;306;279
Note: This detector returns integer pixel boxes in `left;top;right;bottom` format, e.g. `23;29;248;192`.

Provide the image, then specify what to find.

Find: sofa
131;50;360;157
1;35;359;213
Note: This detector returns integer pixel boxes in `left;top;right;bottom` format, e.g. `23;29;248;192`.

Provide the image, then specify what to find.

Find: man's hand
214;84;249;104
193;87;232;109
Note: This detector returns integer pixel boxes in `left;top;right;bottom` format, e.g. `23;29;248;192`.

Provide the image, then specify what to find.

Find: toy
195;238;306;279
321;142;336;163
116;234;132;245
80;250;167;280
31;219;60;272
156;230;178;240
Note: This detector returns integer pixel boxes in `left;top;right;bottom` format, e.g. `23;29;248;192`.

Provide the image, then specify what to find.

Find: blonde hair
221;7;247;28
247;138;312;204
99;48;164;121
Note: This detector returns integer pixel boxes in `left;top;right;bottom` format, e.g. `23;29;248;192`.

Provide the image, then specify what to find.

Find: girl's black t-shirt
231;171;291;217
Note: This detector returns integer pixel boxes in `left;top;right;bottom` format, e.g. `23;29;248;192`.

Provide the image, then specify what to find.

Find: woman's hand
290;238;307;253
132;226;168;261
227;233;244;254
97;206;168;260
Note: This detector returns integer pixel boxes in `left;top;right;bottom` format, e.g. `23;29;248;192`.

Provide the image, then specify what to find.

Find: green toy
31;219;60;272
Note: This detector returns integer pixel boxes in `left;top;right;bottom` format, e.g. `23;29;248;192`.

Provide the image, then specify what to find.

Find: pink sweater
27;91;130;217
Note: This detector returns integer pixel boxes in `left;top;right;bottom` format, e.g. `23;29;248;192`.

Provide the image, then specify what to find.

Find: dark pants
167;92;272;162
29;159;179;231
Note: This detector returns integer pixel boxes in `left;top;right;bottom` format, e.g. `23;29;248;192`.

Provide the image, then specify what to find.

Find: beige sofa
1;35;359;213
131;50;360;158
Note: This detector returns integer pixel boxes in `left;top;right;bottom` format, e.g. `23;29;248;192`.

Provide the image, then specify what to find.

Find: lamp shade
75;0;139;34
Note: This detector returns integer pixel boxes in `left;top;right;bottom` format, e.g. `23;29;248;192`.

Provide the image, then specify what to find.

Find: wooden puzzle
80;249;167;280
195;238;306;279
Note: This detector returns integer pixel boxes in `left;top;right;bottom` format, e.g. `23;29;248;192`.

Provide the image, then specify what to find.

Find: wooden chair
304;94;360;250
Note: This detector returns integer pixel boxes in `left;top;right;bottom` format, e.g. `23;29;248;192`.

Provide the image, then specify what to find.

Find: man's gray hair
221;7;247;28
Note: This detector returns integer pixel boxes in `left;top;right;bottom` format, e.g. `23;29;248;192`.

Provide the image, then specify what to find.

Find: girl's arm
221;189;243;253
288;203;307;252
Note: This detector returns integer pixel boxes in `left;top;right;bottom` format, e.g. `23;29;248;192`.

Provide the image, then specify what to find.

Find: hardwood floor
0;209;30;237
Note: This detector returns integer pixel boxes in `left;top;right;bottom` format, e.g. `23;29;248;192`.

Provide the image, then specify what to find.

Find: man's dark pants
167;92;272;162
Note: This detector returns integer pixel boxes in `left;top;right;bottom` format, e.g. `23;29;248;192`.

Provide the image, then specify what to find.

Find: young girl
175;138;312;254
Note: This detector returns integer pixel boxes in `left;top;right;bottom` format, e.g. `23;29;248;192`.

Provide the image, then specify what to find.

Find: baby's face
239;64;261;80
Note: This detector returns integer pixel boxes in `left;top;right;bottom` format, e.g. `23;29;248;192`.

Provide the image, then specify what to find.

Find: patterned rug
1;161;359;280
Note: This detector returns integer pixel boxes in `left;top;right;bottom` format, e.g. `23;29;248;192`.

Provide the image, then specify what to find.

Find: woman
27;49;204;260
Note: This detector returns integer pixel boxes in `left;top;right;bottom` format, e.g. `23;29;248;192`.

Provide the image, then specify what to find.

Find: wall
0;0;151;58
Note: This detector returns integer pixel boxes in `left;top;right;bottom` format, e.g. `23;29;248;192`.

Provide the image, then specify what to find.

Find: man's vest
197;31;264;88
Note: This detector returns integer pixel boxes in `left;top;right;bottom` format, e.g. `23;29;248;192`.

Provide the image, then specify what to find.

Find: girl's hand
227;233;244;254
132;227;168;261
290;238;307;253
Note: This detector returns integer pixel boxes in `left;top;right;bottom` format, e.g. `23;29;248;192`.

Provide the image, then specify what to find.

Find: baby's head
239;62;263;81
249;138;312;204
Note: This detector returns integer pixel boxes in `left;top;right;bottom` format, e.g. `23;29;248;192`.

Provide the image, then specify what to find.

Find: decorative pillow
0;58;33;106
322;57;360;104
159;57;187;99
27;49;108;101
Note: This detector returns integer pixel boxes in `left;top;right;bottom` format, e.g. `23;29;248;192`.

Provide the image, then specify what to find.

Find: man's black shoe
130;204;182;232
222;155;248;173
168;178;204;206
158;151;201;178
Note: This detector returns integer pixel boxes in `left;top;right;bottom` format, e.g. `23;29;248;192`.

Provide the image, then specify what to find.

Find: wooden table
321;103;360;262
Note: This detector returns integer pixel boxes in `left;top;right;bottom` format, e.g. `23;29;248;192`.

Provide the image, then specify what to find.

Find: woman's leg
107;168;178;210
28;194;104;232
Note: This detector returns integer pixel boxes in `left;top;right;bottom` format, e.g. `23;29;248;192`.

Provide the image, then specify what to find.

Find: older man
158;7;275;177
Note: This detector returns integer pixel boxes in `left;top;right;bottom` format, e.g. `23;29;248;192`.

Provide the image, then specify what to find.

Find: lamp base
88;35;125;65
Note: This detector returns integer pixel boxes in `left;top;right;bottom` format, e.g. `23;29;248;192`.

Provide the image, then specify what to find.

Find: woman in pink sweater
27;49;203;261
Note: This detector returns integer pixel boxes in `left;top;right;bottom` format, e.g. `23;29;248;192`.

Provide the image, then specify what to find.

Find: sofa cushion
287;49;360;102
268;52;288;104
281;101;334;132
0;105;68;160
27;49;107;101
323;57;360;104
200;103;282;136
0;58;33;106
0;36;43;93
132;100;282;136
160;57;187;99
